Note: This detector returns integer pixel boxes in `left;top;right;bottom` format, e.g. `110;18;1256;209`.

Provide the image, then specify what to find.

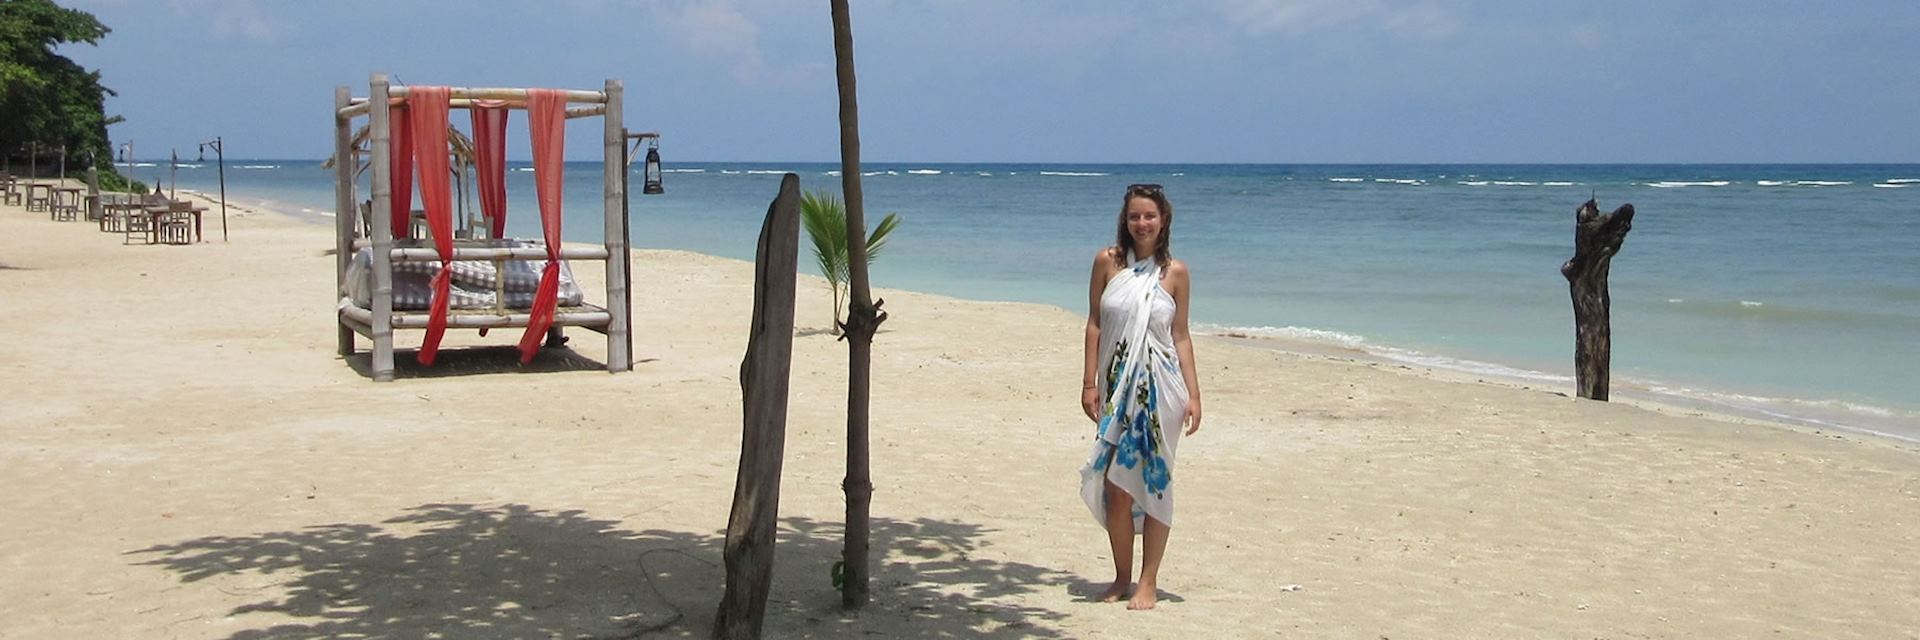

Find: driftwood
1561;198;1634;401
830;0;887;610
713;174;802;639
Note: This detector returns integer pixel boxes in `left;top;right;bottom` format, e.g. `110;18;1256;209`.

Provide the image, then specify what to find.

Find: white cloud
1217;0;1460;37
656;1;771;84
166;0;287;42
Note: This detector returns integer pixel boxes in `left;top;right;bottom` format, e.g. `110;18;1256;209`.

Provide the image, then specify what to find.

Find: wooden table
143;203;207;244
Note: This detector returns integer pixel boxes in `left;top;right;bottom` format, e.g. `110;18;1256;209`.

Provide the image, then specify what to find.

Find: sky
56;0;1920;164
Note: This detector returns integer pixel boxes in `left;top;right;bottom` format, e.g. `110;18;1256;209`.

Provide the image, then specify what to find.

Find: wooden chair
0;173;17;206
158;202;196;244
122;193;169;245
123;205;155;244
51;189;80;221
97;195;127;232
25;183;51;212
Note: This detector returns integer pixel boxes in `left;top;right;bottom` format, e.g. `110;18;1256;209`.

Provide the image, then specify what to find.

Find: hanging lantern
642;140;664;195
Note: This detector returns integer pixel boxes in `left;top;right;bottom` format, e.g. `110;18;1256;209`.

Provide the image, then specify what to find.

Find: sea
131;160;1920;441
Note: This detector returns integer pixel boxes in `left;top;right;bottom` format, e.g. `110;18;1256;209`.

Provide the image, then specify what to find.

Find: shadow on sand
131;503;1077;638
342;343;610;380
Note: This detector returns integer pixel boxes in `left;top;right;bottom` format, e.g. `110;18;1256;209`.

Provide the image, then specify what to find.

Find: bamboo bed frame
332;73;632;381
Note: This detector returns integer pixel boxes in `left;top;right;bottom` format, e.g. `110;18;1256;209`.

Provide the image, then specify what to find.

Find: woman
1079;183;1203;610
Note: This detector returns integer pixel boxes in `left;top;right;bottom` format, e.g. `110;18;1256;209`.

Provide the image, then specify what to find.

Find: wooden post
85;160;99;222
602;79;631;373
1561;198;1634;401
368;74;397;381
830;0;884;611
714;174;802;640
335;86;357;357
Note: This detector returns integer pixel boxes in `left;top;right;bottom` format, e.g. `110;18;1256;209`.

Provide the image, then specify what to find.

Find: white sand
1;195;1916;638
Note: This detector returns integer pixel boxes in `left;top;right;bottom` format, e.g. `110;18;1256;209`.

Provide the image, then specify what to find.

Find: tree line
0;0;136;189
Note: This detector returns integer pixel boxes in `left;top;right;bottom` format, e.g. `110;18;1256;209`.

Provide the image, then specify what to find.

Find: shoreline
164;175;1920;445
1205;330;1920;446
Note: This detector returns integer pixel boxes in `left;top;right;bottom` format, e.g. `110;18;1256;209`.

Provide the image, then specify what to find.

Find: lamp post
199;136;227;241
619;129;663;351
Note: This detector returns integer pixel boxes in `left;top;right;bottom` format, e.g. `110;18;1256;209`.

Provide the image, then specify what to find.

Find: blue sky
60;0;1920;163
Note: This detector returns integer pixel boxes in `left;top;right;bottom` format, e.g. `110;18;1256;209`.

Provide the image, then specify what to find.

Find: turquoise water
141;160;1920;439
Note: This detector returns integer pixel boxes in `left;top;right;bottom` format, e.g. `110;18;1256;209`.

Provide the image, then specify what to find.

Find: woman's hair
1113;184;1173;267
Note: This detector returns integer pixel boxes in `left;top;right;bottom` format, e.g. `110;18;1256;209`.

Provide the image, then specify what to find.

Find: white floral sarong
1081;253;1188;531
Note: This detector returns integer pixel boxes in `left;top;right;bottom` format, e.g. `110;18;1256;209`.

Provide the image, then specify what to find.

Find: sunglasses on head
1127;183;1163;194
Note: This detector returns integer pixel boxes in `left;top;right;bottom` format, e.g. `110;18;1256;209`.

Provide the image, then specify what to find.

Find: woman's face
1125;196;1163;250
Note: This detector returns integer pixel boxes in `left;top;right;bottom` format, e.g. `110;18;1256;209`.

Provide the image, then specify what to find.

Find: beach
2;194;1917;638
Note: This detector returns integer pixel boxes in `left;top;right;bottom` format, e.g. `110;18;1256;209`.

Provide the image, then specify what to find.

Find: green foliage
0;0;127;184
800;189;901;333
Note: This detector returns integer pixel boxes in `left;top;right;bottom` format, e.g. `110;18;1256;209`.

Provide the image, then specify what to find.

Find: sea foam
1372;347;1572;384
1201;324;1366;348
1646;180;1730;188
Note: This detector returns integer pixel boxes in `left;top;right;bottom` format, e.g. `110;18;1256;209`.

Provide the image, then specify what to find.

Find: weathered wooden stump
1561;198;1634;401
713;174;801;640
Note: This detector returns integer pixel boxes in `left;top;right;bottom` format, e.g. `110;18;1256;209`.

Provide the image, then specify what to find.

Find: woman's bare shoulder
1091;247;1121;268
1166;258;1191;279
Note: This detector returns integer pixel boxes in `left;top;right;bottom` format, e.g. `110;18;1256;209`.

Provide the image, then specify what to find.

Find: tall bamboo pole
368;73;398;381
602;79;631;372
334;87;357;356
831;0;884;610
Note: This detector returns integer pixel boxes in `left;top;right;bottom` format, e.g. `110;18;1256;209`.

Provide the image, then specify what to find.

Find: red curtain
409;87;454;366
387;102;414;239
517;89;567;363
470;102;509;238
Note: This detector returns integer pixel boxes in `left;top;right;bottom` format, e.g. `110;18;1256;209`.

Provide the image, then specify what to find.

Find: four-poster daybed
332;73;633;382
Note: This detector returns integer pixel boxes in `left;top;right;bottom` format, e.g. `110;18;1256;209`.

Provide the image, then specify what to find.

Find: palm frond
800;190;848;285
864;212;902;263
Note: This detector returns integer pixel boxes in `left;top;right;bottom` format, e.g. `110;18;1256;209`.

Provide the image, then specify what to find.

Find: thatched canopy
322;124;477;174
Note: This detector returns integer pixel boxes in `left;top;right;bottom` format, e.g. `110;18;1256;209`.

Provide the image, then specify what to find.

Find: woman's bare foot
1126;582;1158;610
1097;581;1130;602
